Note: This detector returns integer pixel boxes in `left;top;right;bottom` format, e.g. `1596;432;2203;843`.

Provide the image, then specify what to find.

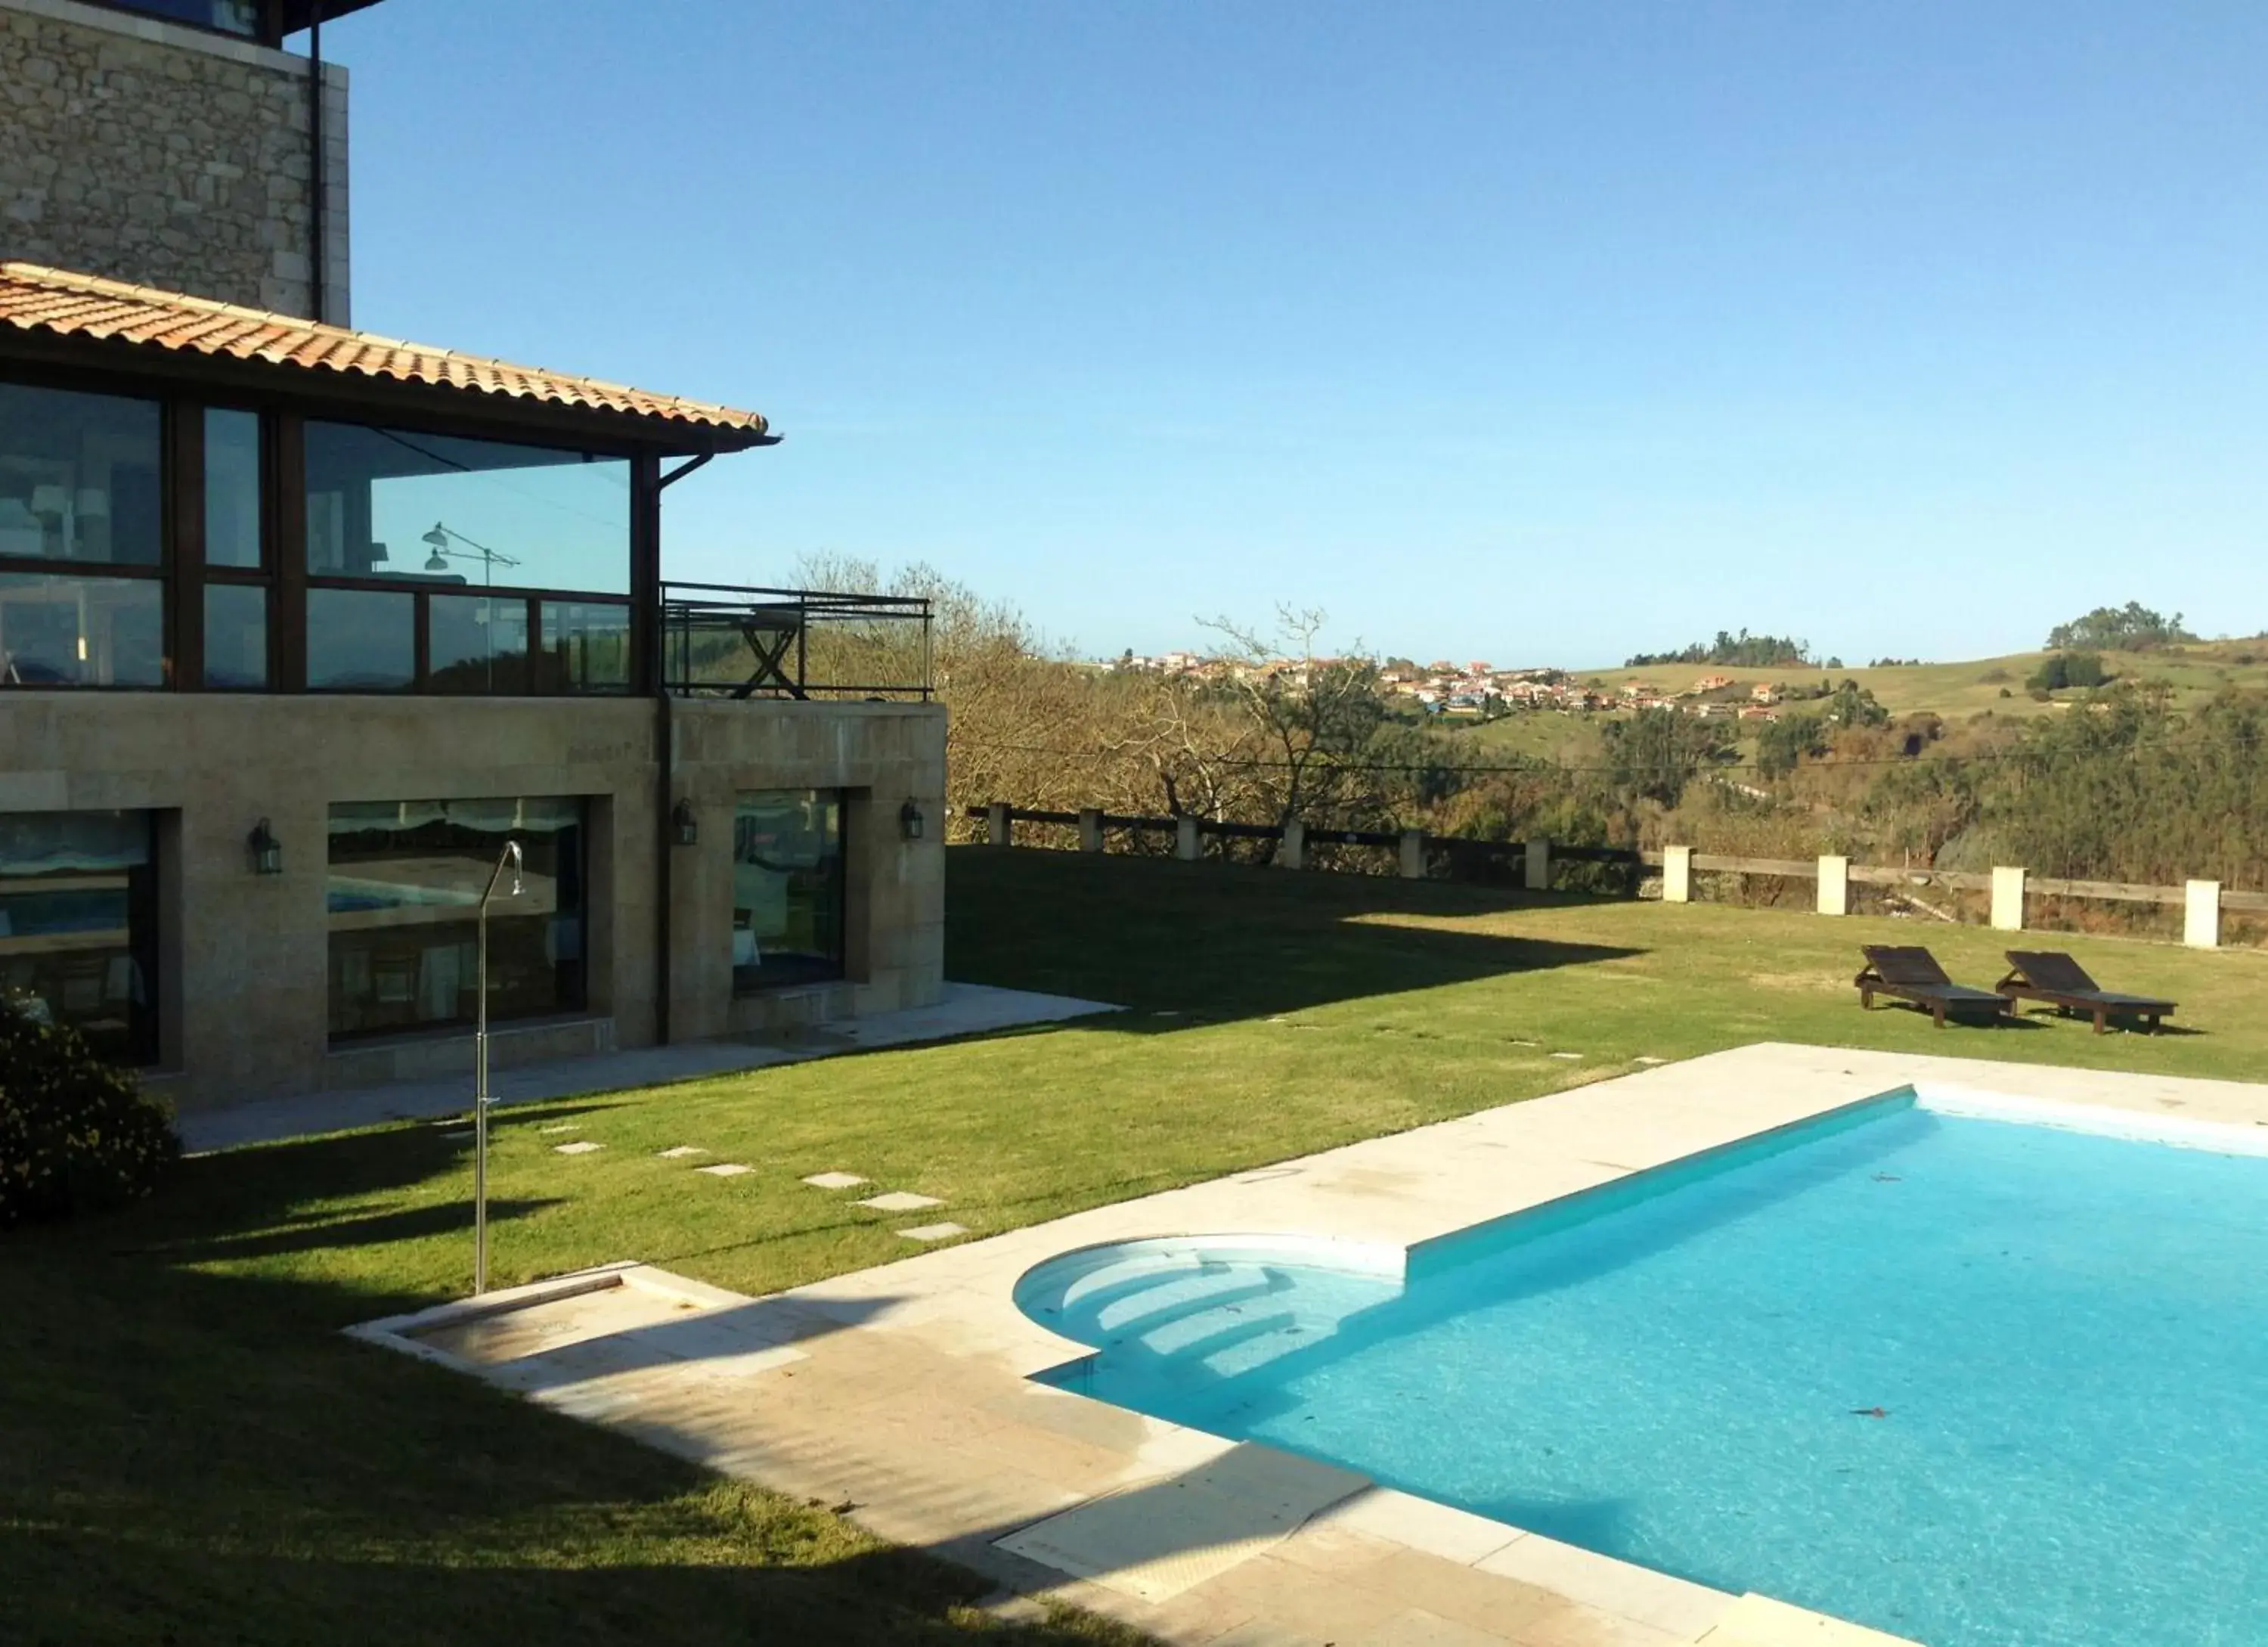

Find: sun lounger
1854;946;2011;1028
1996;951;2177;1034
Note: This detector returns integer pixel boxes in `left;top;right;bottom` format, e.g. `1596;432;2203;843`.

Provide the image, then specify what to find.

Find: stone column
1817;855;1850;916
2186;880;2221;949
1176;814;1201;861
1399;828;1426;879
1078;808;1103;853
1523;837;1551;892
1990;866;2026;932
1279;819;1306;870
986;802;1009;847
1662;845;1693;904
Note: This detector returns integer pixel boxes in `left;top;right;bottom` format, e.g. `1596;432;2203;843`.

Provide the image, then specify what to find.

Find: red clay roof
0;262;770;440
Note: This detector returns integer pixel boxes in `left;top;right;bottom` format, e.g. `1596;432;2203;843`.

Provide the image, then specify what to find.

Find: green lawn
8;848;2265;1643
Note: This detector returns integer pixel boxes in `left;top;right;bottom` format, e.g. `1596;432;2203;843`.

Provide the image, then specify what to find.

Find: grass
8;846;2267;1642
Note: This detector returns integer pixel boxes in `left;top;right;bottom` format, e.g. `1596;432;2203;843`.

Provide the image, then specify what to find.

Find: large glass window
0;572;165;687
105;1;262;36
204;408;262;569
327;799;587;1041
0;383;163;567
307;588;414;690
429;594;529;695
732;791;845;992
0;811;159;1065
205;584;268;690
539;600;632;693
304;422;631;594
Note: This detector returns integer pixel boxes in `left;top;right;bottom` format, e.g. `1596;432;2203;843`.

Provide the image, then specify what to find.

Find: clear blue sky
325;1;2267;667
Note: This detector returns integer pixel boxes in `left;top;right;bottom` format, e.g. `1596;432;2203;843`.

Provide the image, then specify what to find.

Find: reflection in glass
204;408;262;568
0;572;164;687
0;383;163;566
540;600;631;693
327;798;586;1040
115;0;261;35
732;791;845;991
205;584;267;689
306;587;414;690
0;810;157;1065
304;421;630;593
429;594;529;694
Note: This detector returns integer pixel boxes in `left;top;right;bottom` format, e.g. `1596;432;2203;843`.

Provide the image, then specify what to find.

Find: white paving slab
803;1171;869;1190
657;1146;706;1158
551;1140;603;1155
897;1222;967;1242
857;1191;943;1212
696;1162;752;1177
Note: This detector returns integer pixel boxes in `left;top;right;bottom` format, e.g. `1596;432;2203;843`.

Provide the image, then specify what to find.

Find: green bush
2025;651;2109;693
1;1000;178;1228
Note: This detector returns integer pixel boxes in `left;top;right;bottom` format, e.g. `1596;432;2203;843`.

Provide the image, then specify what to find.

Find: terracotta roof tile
0;262;769;439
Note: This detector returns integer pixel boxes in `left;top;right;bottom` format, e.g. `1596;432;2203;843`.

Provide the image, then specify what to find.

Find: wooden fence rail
967;804;2257;949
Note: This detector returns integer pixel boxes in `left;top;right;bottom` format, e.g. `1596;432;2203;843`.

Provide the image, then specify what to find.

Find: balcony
659;582;934;703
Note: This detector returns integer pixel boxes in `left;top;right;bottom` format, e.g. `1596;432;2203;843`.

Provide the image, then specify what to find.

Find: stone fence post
1279;819;1306;870
986;802;1010;847
1816;855;1849;917
1991;867;2026;932
1662;845;1693;904
1078;808;1103;853
1176;814;1201;861
1399;829;1426;879
2186;880;2222;949
1523;837;1551;892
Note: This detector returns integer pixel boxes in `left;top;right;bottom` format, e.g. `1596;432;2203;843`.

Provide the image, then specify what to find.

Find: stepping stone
441;1129;472;1141
540;1124;578;1134
697;1163;753;1177
657;1146;707;1159
1634;1056;1668;1066
553;1140;603;1155
1549;1052;1583;1061
897;1223;967;1242
802;1171;869;1190
857;1190;943;1212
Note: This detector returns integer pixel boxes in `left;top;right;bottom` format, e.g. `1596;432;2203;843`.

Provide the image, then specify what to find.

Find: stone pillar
986;802;1010;848
1662;845;1693;904
1399;828;1426;879
2186;880;2221;950
1279;819;1306;870
1078;808;1103;853
1523;837;1551;892
1176;814;1201;862
1817;855;1849;917
1990;866;2026;932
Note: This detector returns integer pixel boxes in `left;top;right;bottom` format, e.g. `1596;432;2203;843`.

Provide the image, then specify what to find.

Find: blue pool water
1017;1097;2268;1646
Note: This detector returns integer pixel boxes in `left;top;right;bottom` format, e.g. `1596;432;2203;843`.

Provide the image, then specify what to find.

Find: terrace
7;848;2265;1643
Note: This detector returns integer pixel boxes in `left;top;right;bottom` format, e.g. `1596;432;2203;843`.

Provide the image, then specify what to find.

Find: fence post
1279;819;1306;870
1078;808;1103;853
1399;828;1426;879
1991;866;2026;932
986;802;1010;848
2186;880;2222;949
1523;837;1551;892
1662;845;1693;904
1175;814;1201;862
1817;855;1849;916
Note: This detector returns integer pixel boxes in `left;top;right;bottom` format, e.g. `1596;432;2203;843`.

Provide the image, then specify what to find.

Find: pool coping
349;1043;2268;1646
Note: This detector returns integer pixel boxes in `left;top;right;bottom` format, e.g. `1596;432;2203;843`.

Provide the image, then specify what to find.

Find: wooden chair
1855;945;2011;1028
1996;951;2177;1034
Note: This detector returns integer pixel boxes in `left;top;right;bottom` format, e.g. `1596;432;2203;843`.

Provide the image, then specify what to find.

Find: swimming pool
1015;1093;2268;1647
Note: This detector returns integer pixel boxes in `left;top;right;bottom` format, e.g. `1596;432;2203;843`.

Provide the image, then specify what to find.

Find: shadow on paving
945;846;1644;1025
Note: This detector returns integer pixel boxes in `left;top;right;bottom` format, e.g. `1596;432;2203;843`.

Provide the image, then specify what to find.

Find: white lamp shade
29;485;69;516
74;488;110;519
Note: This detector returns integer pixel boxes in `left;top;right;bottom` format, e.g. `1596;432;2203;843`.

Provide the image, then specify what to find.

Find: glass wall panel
306;587;414;690
429;594;529;694
113;0;261;36
539;600;631;693
305;421;630;594
0;383;163;566
0;572;164;687
327;798;587;1041
732;791;845;992
205;584;268;689
0;810;158;1065
204;408;262;569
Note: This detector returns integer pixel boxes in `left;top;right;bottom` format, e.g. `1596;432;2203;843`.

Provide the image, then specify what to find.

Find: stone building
0;2;949;1120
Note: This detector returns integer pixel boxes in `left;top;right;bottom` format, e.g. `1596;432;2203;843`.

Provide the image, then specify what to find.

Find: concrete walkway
181;982;1117;1154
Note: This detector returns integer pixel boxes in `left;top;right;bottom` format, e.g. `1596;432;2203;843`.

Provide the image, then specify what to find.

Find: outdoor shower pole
472;840;525;1295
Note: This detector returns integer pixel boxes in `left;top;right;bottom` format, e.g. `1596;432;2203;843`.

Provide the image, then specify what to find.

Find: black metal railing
660;582;933;701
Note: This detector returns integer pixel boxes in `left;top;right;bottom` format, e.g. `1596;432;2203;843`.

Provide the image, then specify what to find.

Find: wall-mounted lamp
671;798;699;847
248;817;283;876
900;799;926;842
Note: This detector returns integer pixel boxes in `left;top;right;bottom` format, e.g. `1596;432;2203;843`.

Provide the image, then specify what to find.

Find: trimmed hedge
1;1000;179;1228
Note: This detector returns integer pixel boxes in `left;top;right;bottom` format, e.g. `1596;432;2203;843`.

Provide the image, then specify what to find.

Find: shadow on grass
946;846;1644;1024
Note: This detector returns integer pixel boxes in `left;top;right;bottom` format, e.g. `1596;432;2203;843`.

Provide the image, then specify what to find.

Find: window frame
730;789;850;996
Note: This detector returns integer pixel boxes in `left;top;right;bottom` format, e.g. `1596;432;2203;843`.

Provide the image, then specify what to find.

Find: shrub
2026;651;2109;693
0;999;178;1228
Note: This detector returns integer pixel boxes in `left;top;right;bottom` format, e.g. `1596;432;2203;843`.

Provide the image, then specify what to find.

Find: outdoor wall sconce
671;798;699;847
900;799;926;841
248;818;283;876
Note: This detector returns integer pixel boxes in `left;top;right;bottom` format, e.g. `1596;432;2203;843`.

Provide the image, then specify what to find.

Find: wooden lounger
1855;946;2011;1028
1997;951;2177;1034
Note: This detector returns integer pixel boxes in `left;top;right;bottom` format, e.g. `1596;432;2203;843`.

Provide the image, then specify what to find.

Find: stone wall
0;0;349;320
